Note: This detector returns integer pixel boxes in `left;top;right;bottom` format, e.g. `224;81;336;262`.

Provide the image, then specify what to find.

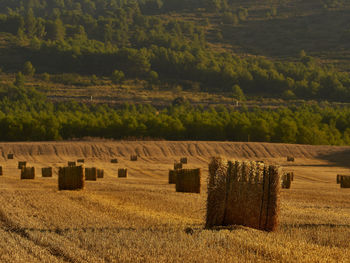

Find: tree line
0;82;350;145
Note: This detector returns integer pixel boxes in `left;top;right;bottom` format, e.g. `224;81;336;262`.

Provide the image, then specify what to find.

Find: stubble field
0;141;349;263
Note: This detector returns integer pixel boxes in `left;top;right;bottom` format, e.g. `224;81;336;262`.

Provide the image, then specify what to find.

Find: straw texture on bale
21;167;35;180
180;157;188;164
287;156;295;162
85;167;97;181
206;158;280;232
175;168;201;193
77;159;85;163
68;161;76;167
97;169;104;178
118;168;128;178
282;172;292;189
18;161;26;169
58;166;85;190
168;170;176;184
42;167;53;177
340;175;350;188
111;159;118;163
7;154;13;159
130;155;138;161
0;166;2;176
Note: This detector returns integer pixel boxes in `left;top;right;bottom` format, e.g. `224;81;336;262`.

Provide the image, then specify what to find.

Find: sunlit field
0;141;349;262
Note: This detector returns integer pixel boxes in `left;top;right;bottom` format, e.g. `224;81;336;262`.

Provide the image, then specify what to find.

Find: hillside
0;0;350;102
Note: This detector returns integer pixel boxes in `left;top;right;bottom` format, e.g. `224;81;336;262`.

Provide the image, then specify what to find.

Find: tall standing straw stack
97;169;104;178
42;167;53;177
340;175;350;188
58;165;85;190
130;155;138;161
282;172;292;189
85;167;97;181
21;167;35;180
118;168;128;178
0;166;2;176
206;157;280;232
18;161;26;169
175;168;201;193
168;170;176;184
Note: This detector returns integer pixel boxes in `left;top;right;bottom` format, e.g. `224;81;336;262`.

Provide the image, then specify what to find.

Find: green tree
23;61;35;76
111;70;125;84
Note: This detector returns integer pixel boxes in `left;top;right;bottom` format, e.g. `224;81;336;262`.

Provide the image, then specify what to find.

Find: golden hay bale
21;167;35;180
282;172;292;189
340;175;350;188
205;157;228;228
118;168;128;178
7;154;13;159
168;170;177;184
58;166;85;190
111;159;118;163
85;167;97;181
174;162;183;170
337;174;343;184
0;166;2;176
206;158;280;232
68;161;76;167
77;159;85;163
175;168;201;194
18;161;26;169
42;167;53;177
97;169;104;178
130;155;138;161
287;156;295;162
180;157;188;164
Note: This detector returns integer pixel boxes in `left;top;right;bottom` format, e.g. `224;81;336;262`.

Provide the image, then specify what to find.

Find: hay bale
7;154;13;159
287;156;295;162
168;170;177;184
58;165;85;190
337;174;343;184
77;159;85;163
205;158;280;232
68;161;76;167
175;168;201;194
282;172;292;189
21;167;35;180
42;167;53;177
118;168;128;178
174;162;183;170
205;157;228;228
111;159;118;163
85;167;97;181
97;169;104;178
18;161;26;169
0;166;2;176
180;157;188;164
130;155;138;161
340;175;350;188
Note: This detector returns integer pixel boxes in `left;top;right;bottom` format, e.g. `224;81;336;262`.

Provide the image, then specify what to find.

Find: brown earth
0;141;350;262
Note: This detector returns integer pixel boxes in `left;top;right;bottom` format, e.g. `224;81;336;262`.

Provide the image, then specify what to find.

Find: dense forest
0;0;350;143
1;79;350;145
0;0;350;101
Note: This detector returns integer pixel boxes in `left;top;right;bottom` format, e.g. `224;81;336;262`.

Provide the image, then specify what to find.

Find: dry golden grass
0;141;350;262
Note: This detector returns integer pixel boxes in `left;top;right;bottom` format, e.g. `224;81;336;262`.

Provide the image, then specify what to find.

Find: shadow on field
317;149;350;169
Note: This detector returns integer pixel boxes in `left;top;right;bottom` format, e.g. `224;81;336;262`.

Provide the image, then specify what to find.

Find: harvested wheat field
0;141;350;262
